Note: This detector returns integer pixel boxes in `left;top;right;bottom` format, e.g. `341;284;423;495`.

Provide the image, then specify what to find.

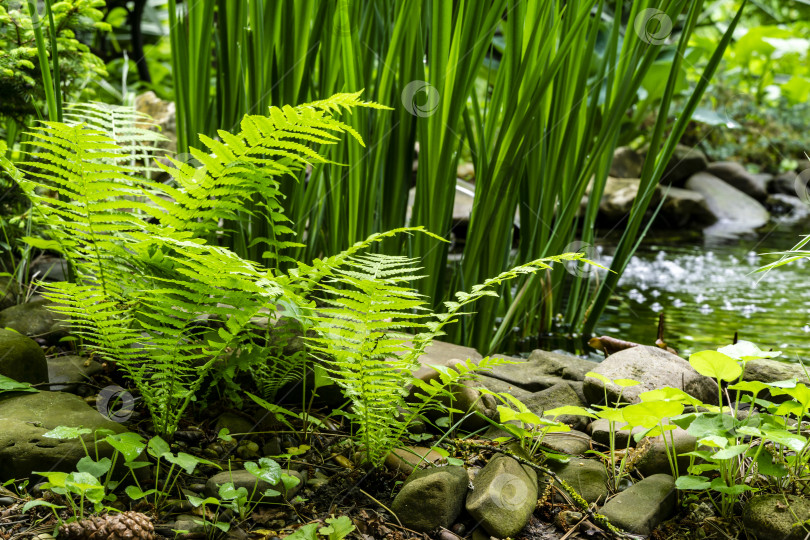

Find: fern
308;253;429;465
308;251;594;466
152;90;387;267
19;93;382;436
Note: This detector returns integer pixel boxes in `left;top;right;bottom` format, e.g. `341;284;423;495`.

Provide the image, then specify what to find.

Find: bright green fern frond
154;92;383;252
308;252;430;465
64;102;169;174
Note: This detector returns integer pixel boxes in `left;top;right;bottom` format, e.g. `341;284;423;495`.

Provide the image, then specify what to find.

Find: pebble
0;496;14;506
451;523;466;535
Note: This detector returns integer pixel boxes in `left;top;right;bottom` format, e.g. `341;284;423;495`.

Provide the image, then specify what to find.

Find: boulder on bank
659;186;717;227
0;329;48;385
583;346;716;406
706;161;768;202
743;494;810;540
659;144;709;186
391;466;469;532
466;454;538;538
610;147;644;178
599;177;662;222
685;172;770;235
0;298;69;343
0;391;126;480
483;349;598;393
599;474;677;535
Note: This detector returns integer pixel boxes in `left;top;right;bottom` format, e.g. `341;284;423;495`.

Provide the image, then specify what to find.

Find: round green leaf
689;351;742;382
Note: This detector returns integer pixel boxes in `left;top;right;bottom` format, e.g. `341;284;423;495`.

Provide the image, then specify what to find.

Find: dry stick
458;441;635;539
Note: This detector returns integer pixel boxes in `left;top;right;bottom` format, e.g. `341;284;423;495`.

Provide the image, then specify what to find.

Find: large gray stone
0;298;69;343
686;172;770;236
660;144;709;186
0;329;47;385
466;455;538;538
742;358;809;403
659;186;717;227
583;346;716;406
391;466;469;532
46;355;102;392
545;457;609;504
0;277;20;311
599;474;676;535
634;427;697;477
706;161;768;201
486;350;599;392
205;468;303;503
610;147;644;178
599;177;662;222
743;494;810;540
0;391;126;480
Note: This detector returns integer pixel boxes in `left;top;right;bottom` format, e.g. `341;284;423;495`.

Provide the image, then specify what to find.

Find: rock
769;171;798;195
0;329;48;385
610;147;644;178
589;419;641;448
384;446;446;474
412;340;483;381
476;375;533;399
634;427;697;476
0;277;20;310
743;494;810;540
599;474;676;535
685;172;770;236
520;382;590;431
406;180;520;239
28;256;69;282
46;355;102;392
0;299;69;343
391;466;469;532
545;457;609;504
457;162;475;181
583;346;716;406
0;391;127;480
660;144;709;186
599;177;662;223
485;350;599;393
706;161;768;201
205;468;303;503
766;194;809;220
744;358;809;385
135;91;177;153
466;455;538;538
659;186;717;227
537;430;591;456
743;358;810;402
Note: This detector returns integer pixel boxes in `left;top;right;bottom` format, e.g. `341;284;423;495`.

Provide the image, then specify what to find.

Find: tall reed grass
165;0;744;351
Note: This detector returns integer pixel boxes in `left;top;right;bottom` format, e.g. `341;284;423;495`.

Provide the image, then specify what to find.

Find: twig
357;488;402;528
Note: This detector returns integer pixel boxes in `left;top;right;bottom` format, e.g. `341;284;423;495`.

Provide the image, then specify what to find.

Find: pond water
594;220;810;362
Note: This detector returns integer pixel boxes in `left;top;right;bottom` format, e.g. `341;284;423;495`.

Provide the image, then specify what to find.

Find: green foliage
0;0;108;122
0;373;38;394
583;341;810;518
19;93;384;436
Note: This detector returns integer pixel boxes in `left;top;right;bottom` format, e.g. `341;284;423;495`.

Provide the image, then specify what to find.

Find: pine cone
58;511;155;540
